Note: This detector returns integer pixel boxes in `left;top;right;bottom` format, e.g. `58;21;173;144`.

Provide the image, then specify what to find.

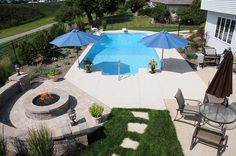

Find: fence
0;33;37;86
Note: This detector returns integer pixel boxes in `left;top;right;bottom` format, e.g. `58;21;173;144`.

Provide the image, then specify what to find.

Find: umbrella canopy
206;51;233;98
50;29;100;47
140;31;189;60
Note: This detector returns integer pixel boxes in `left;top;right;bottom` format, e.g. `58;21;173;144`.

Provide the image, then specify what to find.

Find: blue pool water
81;33;161;75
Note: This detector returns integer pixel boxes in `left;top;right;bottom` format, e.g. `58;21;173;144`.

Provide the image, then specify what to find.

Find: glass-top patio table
199;103;236;129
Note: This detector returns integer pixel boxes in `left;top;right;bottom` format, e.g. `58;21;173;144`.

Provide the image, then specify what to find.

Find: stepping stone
128;123;148;134
120;138;139;150
131;111;149;120
111;153;120;156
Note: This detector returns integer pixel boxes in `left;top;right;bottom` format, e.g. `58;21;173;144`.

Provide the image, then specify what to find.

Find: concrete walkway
65;48;207;110
0;22;56;43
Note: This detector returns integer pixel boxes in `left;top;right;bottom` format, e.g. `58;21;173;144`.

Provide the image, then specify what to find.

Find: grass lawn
0;3;61;39
106;15;198;32
78;108;183;156
0;17;55;39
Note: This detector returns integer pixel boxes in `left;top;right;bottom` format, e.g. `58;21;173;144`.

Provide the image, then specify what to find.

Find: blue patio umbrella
50;29;100;47
140;31;189;68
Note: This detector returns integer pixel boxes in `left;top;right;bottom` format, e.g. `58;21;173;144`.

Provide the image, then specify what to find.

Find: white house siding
205;11;236;54
201;0;236;16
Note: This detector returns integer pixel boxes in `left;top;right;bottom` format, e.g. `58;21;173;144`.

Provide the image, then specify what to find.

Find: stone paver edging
131;111;149;120
120;138;139;150
128;123;147;134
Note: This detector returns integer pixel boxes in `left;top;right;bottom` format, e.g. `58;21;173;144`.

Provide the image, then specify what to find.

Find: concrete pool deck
65;48;207;110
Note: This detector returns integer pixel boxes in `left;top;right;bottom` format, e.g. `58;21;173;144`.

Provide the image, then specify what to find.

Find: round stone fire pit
24;88;69;120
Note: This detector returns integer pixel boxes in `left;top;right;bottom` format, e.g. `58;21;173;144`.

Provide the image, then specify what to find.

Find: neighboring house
201;0;236;54
149;0;193;19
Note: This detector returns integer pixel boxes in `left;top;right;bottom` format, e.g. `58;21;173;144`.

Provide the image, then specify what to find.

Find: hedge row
0;4;44;29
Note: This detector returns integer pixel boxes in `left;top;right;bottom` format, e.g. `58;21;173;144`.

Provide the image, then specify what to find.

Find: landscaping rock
131;111;149;120
128;123;147;134
120;138;139;150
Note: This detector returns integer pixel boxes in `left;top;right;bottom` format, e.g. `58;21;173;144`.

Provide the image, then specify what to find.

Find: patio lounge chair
190;125;228;156
203;47;221;66
174;88;202;122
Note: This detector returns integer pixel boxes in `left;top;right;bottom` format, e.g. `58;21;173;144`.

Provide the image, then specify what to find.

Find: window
215;17;236;44
227;20;236;44
215;17;221;37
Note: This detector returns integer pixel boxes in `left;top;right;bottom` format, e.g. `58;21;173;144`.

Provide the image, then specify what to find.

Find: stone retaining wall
0;81;20;109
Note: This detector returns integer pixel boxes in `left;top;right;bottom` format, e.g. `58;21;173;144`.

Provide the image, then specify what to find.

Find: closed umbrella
206;50;233;98
140;31;189;69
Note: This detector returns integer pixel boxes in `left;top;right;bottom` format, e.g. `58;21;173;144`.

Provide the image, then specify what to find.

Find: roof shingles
151;0;193;5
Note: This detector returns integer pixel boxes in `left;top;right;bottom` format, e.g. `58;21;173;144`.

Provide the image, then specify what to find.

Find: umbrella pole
161;48;164;69
161;48;164;59
118;60;120;81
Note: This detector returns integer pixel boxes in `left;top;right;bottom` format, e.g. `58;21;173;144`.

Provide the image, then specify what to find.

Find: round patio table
199;103;236;129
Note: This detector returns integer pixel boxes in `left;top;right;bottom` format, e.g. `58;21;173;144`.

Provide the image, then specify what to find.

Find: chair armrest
177;108;199;114
185;99;203;105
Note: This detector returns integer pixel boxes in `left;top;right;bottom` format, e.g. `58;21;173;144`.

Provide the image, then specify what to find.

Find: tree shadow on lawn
104;15;134;25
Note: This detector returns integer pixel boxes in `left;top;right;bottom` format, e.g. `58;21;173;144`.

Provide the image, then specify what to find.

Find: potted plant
148;59;157;73
47;69;60;81
89;103;104;124
84;59;93;73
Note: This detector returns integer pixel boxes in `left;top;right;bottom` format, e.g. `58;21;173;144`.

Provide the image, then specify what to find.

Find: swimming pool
81;32;161;75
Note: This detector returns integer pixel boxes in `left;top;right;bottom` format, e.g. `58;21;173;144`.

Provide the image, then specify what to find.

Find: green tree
76;0;95;25
190;0;206;24
17;40;37;65
151;4;170;23
49;24;66;39
34;31;52;60
176;7;193;25
55;0;82;23
93;0;119;25
73;18;86;31
126;0;146;13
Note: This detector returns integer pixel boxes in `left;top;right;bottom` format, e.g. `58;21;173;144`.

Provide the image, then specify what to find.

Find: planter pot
93;116;103;124
85;69;92;73
149;68;156;74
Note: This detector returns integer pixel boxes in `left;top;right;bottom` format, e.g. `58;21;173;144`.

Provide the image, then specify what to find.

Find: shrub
33;31;52;60
176;7;193;25
189;40;200;50
64;61;71;65
49;24;66;40
0;4;44;29
0;57;14;87
47;68;59;78
17;40;37;65
187;52;197;60
89;103;104;118
73;18;86;31
0;133;6;156
101;20;107;30
138;7;152;16
27;126;54;156
126;0;146;13
29;65;50;80
151;4;170;23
